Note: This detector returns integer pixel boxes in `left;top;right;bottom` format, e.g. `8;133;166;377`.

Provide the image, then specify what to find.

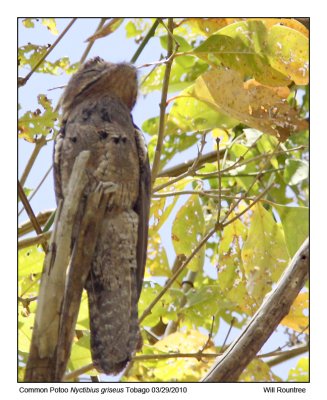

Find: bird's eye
98;131;108;140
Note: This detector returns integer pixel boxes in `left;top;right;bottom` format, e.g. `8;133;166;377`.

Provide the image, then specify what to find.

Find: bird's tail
85;266;141;375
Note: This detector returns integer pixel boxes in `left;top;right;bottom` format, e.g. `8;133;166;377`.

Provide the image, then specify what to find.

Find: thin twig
196;146;304;179
139;227;215;323
222;183;274;228
158;145;306;178
220;142;281;226
79;18;107;65
63;342;308;382
200;316;215;353
64;363;94;381
151;18;177;188
18;231;52;250
19;18;77;87
18;181;47;252
221;318;235;352
266;343;308;367
216;138;222;223
152;131;209;193
19;136;47;188
153;189;230;198
130;19;161;64
18;210;53;237
18;164;53;216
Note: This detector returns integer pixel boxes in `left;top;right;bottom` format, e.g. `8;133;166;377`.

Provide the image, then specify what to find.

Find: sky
18;18;307;382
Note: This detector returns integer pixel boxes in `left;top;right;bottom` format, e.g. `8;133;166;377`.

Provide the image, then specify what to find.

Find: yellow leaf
266;25;309;85
86;18;124;42
194;69;308;142
151;330;215;381
281;292;309;333
42;18;58;35
250;18;309;38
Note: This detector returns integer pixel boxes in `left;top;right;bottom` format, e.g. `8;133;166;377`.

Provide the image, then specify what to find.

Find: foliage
18;18;309;383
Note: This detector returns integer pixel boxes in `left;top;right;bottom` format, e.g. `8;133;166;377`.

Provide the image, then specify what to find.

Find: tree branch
19;136;47;188
18;231;52;250
201;238;309;382
151;18;176;188
24;151;90;382
18;181;47;252
79;18;107;64
18;210;53;237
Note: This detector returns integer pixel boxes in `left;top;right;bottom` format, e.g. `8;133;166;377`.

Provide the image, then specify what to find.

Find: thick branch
201;238;309;382
24;151;90;382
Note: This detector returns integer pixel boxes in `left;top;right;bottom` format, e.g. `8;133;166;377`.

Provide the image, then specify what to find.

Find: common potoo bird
53;57;150;375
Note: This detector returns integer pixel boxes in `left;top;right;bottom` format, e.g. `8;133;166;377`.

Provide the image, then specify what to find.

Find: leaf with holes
241;203;290;302
281;292;308;333
146;232;170;277
287;357;309;382
18;94;58;141
172;195;205;272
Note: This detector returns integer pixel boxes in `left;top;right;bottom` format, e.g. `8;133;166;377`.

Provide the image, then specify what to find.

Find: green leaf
168;86;238;133
141;57;208;94
172;196;205;272
19;246;45;278
193;21;291;86
21;18;36;28
160;34;193;52
138;282;182;326
68;334;98;375
146;232;170;277
192;20;308;86
183;285;226;327
287;357;309;382
125;19;150;38
241;203;290;302
274;204;308;257
283;159;308;186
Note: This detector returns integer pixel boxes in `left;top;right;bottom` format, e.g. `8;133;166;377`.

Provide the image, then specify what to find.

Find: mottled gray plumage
53;57;150;375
